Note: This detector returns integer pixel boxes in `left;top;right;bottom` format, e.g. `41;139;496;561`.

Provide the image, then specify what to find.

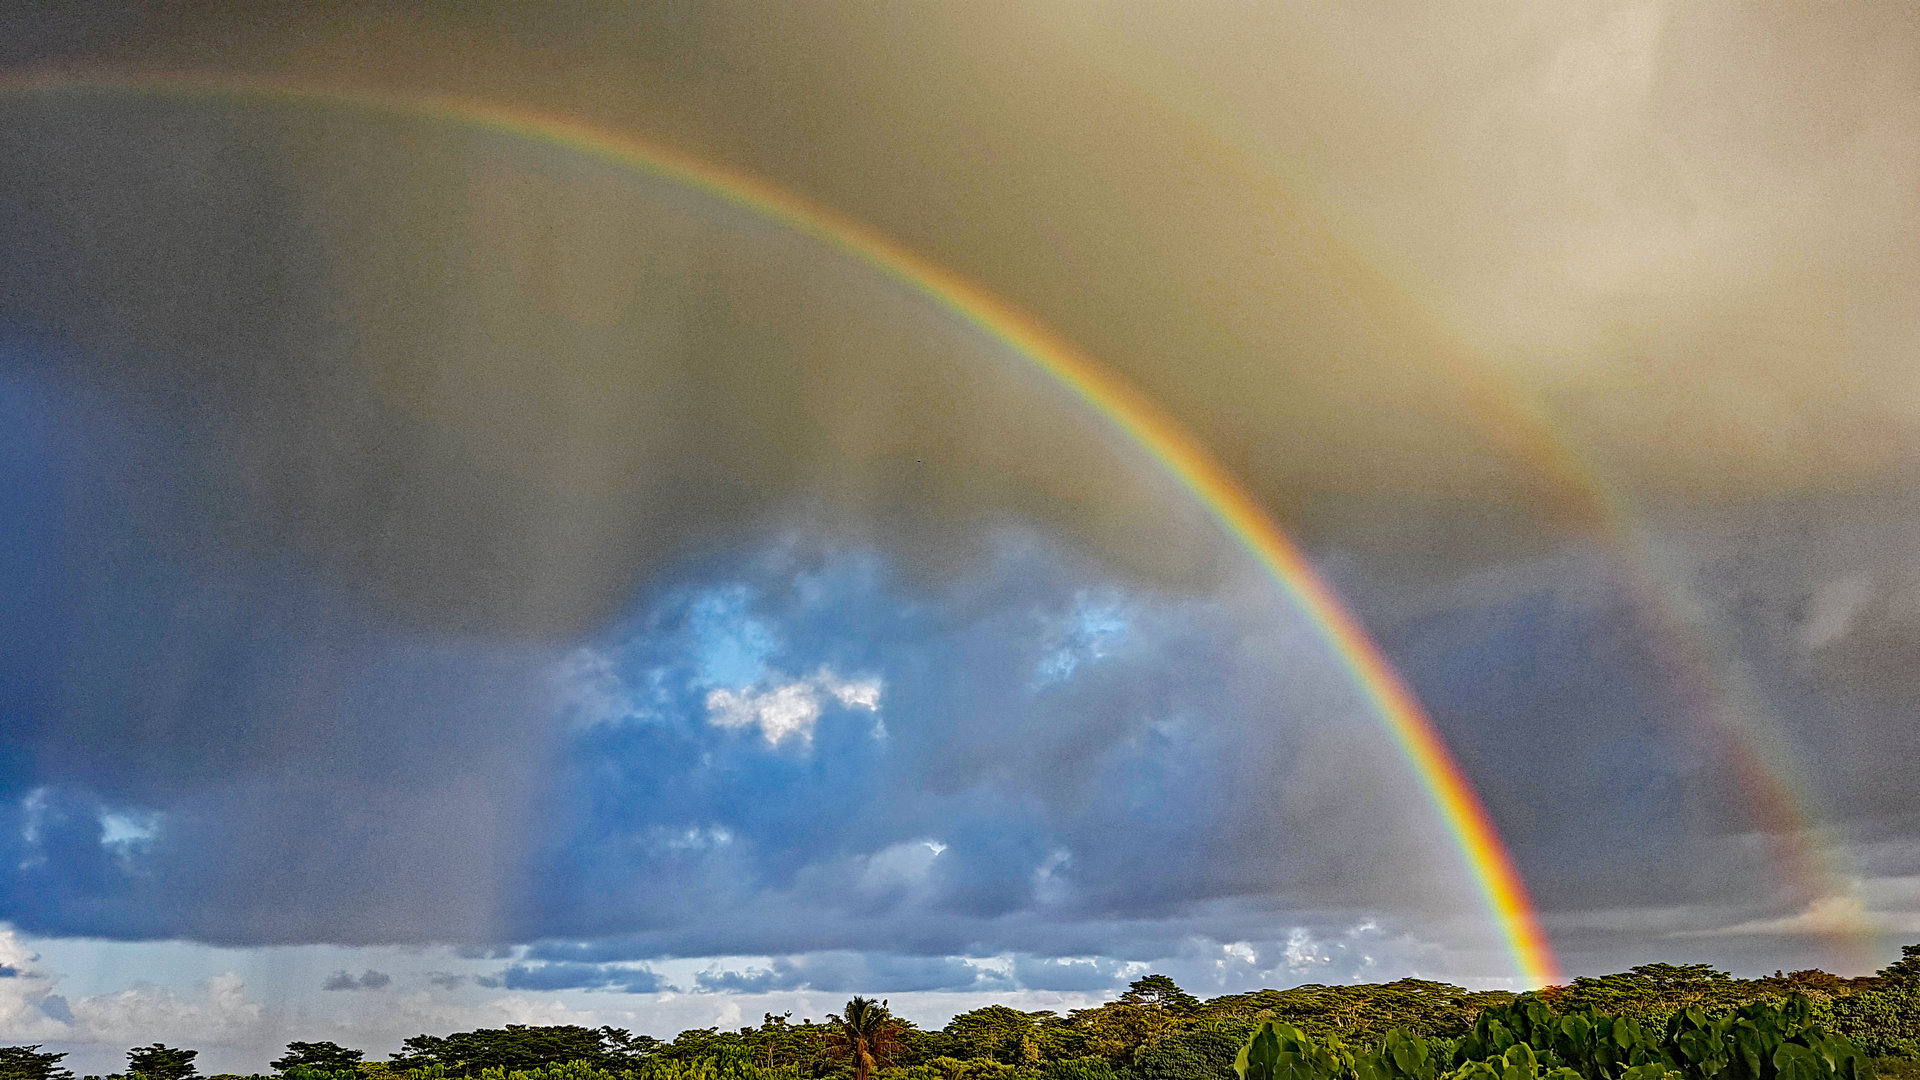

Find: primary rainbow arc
1;76;1566;987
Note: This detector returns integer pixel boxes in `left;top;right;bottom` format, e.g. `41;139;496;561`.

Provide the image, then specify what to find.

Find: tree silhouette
1119;974;1200;1015
827;997;904;1080
126;1045;197;1080
0;1045;73;1080
271;1043;364;1073
1879;943;1920;984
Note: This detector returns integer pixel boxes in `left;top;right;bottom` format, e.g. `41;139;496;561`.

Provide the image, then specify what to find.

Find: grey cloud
1348;479;1920;974
4;0;1920;987
1008;956;1130;993
323;970;392;991
0;89;1278;952
693;953;1007;995
0;88;1222;647
495;963;664;994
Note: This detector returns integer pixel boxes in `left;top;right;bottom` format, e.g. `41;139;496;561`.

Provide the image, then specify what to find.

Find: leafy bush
1829;992;1920;1059
1037;1058;1115;1080
1657;996;1865;1080
1234;995;1871;1080
877;1056;1010;1080
488;1060;781;1080
1234;1021;1357;1080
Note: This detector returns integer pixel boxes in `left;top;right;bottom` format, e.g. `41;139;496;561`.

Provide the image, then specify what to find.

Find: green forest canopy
62;945;1920;1080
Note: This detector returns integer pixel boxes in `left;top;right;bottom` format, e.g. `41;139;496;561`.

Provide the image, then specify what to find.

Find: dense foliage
0;1046;74;1080
1235;991;1866;1080
392;1028;643;1074
127;1046;199;1080
1207;980;1516;1041
274;1047;364;1074
56;947;1920;1080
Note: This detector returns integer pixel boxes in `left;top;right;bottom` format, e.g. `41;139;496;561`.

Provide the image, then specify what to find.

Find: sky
3;1;1920;1074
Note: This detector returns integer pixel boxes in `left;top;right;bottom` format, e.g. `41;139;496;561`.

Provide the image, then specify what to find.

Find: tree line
11;945;1920;1080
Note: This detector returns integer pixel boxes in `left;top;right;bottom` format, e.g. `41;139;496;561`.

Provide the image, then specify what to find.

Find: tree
739;1013;830;1073
126;1045;198;1080
1068;1002;1182;1064
391;1026;620;1075
271;1043;363;1073
945;1006;1045;1064
1127;1020;1252;1080
1118;976;1200;1016
828;997;904;1080
1039;1059;1116;1080
1827;987;1920;1057
596;1029;664;1064
1204;979;1507;1041
0;1045;73;1080
1549;964;1750;1020
1880;944;1920;985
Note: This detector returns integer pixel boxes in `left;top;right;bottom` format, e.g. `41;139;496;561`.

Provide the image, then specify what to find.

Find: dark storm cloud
1335;482;1920;974
25;0;1603;556
0;375;558;944
0;92;1265;953
0;77;1498;964
0;2;145;66
1646;481;1920;831
0;90;1221;641
0;349;1475;961
1371;546;1748;913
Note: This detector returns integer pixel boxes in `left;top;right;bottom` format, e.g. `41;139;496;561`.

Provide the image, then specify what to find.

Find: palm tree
827;997;904;1080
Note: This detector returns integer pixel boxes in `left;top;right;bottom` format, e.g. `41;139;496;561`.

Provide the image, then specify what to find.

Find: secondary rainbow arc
0;75;1566;987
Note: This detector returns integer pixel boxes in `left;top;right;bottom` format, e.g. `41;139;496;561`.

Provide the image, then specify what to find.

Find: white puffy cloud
0;928;74;1043
0;929;278;1069
72;971;268;1047
704;669;882;747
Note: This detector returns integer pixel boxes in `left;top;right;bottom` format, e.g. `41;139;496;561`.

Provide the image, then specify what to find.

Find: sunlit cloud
705;669;884;748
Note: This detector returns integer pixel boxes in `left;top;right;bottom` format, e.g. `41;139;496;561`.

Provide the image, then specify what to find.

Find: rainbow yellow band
0;75;1565;987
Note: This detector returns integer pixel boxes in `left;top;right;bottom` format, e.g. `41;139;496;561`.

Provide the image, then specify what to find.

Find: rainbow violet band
0;74;1565;987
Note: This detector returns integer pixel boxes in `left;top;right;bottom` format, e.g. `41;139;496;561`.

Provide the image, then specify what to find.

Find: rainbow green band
0;75;1565;986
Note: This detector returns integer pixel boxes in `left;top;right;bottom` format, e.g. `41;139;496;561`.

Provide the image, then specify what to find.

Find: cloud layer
3;5;1920;1056
0;359;1492;970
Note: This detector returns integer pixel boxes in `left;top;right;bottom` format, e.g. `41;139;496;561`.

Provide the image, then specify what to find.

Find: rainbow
0;76;1564;985
1083;61;1877;969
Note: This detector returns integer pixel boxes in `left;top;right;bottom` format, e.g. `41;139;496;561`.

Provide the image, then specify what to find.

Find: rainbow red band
0;75;1565;986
